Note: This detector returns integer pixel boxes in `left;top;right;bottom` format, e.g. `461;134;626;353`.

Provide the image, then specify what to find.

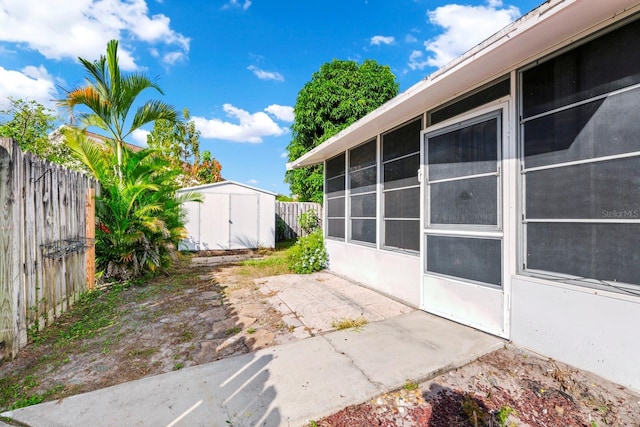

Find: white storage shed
178;181;276;251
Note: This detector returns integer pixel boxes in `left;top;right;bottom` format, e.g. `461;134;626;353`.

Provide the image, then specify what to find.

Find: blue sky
0;0;540;195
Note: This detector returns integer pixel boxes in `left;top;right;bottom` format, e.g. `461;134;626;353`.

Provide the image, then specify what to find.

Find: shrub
287;229;328;274
298;210;320;234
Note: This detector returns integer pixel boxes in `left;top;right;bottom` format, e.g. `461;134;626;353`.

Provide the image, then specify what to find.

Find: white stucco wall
511;276;640;392
325;240;420;307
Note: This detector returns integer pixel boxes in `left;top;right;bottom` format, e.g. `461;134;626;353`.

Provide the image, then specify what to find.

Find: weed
225;327;241;335
495;405;516;427
128;347;158;358
308;421;319;427
462;393;491;426
403;380;419;391
331;317;367;331
247;327;256;334
180;328;195;342
173;362;184;371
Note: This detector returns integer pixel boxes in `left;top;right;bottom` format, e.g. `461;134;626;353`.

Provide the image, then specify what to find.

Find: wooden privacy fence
275;201;322;241
0;138;97;360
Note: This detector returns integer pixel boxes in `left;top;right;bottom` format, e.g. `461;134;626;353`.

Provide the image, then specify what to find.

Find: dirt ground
317;346;640;426
1;251;639;426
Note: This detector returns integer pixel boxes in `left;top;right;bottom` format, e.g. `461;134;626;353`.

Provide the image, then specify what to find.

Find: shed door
229;194;260;249
202;193;230;250
422;108;509;337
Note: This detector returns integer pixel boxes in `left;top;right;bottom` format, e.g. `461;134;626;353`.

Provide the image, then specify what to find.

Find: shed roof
287;0;638;169
177;180;278;196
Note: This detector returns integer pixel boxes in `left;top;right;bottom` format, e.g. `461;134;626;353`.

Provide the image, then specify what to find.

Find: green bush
298;210;320;234
287;229;328;274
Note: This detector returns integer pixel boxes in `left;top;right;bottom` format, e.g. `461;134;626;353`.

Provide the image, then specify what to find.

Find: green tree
59;39;178;176
0;98;78;167
285;59;399;203
194;150;223;184
147;107;223;185
147;108;200;167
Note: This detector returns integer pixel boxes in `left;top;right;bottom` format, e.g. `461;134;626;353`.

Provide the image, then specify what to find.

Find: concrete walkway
3;311;503;427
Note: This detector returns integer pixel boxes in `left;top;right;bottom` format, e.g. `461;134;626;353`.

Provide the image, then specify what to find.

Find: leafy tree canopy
285;59;399;203
0;98;79;168
147;108;223;186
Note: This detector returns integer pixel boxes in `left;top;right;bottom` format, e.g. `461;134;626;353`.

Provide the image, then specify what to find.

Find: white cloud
265;104;294;122
193;104;289;143
248;65;284;82
0;65;56;109
405;34;418;43
420;0;520;68
223;0;252;10
280;151;288;159
370;35;395;46
247;179;258;184
131;128;150;147
408;50;430;71
162;51;185;65
0;0;190;70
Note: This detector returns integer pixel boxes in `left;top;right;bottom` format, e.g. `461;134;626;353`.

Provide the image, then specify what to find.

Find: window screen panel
351;193;376;218
349;167;376;194
382;119;421;162
522;18;640;118
327;219;345;239
524;87;640;168
326;176;345;198
527;223;640;286
327;197;345;218
384;154;419;190
430;176;498;225
385;187;419;219
385;220;419;251
426;236;502;286
326;153;345;178
351;219;376;243
430;78;510;125
428;118;498;181
526;156;640;219
349;140;376;171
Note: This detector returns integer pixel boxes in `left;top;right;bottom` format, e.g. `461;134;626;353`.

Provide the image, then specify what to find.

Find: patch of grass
403;380;419;391
172;362;184;371
128;347;159;358
225;327;241;335
247;327;256;334
235;246;293;279
331;317;368;331
180;327;195;342
7;384;65;411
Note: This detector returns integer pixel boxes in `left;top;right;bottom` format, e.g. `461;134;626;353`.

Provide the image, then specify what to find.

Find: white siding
511;276;640;392
326;239;420;307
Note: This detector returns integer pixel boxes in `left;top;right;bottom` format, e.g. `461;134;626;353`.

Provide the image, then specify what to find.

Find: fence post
86;187;96;291
0;138;19;359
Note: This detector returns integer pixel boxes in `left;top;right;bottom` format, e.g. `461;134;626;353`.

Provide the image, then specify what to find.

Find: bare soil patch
0;251;294;412
316;346;640;427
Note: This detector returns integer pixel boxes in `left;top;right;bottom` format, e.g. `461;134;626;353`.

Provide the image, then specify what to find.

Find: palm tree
65;129;201;280
59;39;178;175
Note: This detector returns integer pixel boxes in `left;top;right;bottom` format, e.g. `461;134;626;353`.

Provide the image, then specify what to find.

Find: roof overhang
287;0;639;169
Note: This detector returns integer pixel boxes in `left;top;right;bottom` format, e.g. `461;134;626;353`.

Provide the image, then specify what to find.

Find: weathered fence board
275;201;322;241
0;138;96;360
